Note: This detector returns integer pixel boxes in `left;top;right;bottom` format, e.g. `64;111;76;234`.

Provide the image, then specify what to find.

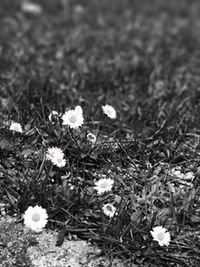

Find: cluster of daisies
10;104;116;133
10;104;116;169
52;104;116;129
22;174;171;247
23;204;171;246
46;105;115;167
10;104;171;247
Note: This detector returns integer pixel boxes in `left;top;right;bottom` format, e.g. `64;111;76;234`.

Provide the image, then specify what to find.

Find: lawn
0;0;200;266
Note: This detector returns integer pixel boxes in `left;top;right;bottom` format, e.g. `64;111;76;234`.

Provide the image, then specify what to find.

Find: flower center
32;213;40;222
157;232;164;241
88;134;94;140
101;182;108;188
106;205;113;212
69;115;77;123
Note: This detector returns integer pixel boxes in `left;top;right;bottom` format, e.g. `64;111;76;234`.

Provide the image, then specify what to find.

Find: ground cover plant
1;0;200;266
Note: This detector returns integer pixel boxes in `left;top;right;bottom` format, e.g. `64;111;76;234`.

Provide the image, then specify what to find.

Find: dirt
0;216;125;267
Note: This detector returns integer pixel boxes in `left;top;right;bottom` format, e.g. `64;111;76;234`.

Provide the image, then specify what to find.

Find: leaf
6;191;17;206
22;148;35;158
114;195;122;204
89;152;98;160
156;207;170;221
169;155;186;164
56;228;67;246
190;214;200;223
86;186;95;194
131;210;142;224
0;139;12;151
80;152;87;159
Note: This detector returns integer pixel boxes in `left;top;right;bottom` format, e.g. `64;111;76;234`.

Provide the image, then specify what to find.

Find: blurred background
0;0;200;139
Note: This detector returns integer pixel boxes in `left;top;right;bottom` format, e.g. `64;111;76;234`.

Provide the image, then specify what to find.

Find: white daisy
102;104;116;119
10;122;23;133
102;203;117;218
22;2;42;15
23;205;48;233
46;147;66;167
51;156;66;168
87;133;96;145
94;178;114;195
48;111;59;122
150;226;171;246
62;106;84;129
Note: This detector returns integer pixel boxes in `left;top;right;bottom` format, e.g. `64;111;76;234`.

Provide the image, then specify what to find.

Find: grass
0;0;200;266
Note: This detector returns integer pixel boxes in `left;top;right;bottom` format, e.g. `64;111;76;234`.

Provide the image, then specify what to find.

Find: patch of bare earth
0;216;125;267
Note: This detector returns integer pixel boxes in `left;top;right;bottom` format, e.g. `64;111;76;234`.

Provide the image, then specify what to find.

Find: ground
0;216;124;267
1;0;200;266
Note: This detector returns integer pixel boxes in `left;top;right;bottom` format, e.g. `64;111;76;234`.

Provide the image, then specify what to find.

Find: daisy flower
87;133;96;145
10;122;23;133
102;104;117;119
23;205;48;233
48;111;59;122
102;203;117;218
94;178;114;195
22;2;42;15
62;106;84;129
150;226;171;246
46;147;66;167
